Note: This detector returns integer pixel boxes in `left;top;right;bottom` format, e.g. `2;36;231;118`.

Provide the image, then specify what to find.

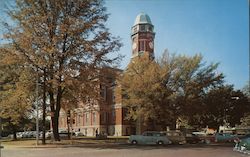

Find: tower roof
134;13;152;26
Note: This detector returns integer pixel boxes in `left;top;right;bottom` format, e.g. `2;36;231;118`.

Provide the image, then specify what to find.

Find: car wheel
205;139;211;144
157;141;164;145
131;140;138;145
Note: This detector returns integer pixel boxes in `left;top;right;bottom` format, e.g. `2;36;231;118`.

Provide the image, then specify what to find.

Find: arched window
139;40;146;51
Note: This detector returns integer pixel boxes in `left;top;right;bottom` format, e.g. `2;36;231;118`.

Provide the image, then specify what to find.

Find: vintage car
234;137;250;153
161;131;186;144
129;131;171;145
215;133;237;142
185;133;203;144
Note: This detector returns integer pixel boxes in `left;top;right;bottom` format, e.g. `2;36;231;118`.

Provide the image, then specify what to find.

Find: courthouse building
58;13;155;136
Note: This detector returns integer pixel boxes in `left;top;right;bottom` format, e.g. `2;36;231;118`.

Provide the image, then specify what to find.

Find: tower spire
131;13;155;60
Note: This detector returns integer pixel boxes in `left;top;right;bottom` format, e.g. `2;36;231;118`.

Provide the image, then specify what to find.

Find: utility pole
42;69;46;145
36;71;39;146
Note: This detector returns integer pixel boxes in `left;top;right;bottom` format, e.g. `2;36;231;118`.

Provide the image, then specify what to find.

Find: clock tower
131;13;155;60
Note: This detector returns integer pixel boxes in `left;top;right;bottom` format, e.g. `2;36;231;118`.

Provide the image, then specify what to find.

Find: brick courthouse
58;13;155;136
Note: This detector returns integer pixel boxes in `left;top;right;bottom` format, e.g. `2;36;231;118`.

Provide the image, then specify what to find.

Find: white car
75;131;84;137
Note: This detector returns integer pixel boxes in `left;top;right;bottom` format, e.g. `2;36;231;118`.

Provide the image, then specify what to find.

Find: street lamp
223;108;228;132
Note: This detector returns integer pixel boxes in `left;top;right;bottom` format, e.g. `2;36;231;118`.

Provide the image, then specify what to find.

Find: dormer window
133;26;137;34
148;26;152;32
140;25;145;31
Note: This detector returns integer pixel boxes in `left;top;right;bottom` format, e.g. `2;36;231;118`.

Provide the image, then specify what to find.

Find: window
106;112;109;123
100;85;107;101
101;112;105;123
140;25;145;31
86;113;89;123
133;27;137;33
139;40;145;51
146;132;153;136
93;112;96;123
101;112;109;123
112;110;116;121
112;88;115;103
154;133;161;137
77;114;81;126
148;26;152;32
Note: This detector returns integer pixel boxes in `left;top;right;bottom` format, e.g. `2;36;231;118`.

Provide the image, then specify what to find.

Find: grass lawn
1;139;38;147
0;136;129;147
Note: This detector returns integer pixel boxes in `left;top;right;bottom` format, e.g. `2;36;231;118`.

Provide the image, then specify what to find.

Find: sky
0;0;249;90
104;0;249;90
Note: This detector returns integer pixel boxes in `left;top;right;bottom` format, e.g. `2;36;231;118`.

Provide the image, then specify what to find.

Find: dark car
161;131;186;144
185;133;203;144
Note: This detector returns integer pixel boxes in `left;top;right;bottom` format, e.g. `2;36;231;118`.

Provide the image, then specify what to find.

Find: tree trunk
49;83;63;141
10;122;17;141
55;85;63;139
51;115;60;141
171;117;177;130
49;90;60;141
136;115;142;135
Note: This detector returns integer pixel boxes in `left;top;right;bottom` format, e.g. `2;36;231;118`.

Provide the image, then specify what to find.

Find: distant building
58;13;155;136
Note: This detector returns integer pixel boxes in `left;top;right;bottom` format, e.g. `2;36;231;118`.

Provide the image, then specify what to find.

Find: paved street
1;144;248;157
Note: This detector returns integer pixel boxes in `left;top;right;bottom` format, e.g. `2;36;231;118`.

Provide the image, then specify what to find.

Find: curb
233;147;250;155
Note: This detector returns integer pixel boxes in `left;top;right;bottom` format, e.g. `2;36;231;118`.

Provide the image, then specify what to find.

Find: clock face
132;42;137;50
149;41;154;49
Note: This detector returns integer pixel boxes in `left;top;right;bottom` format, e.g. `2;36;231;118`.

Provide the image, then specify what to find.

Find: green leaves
0;47;35;126
122;50;225;130
201;85;250;129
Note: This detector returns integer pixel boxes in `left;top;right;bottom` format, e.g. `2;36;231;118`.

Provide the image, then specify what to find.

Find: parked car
45;130;53;139
185;133;203;144
234;137;250;152
22;131;35;138
161;131;186;144
192;131;215;144
75;131;84;137
17;132;24;138
59;132;70;139
96;133;107;140
129;131;171;145
215;133;237;143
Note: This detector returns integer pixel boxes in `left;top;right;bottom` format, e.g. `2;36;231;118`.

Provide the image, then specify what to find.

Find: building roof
134;12;152;26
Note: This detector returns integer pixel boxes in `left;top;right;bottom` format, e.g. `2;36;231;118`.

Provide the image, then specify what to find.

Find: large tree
121;58;172;133
3;0;122;141
121;51;224;132
170;53;224;128
201;85;250;129
0;47;35;140
239;83;250;127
